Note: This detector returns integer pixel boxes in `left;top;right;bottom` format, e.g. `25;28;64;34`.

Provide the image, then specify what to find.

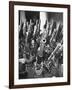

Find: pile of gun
19;19;63;76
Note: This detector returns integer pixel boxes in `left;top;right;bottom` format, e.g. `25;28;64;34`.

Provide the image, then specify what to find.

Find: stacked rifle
19;19;63;76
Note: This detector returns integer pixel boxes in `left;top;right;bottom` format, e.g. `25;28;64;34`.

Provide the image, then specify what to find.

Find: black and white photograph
9;1;70;88
19;11;63;79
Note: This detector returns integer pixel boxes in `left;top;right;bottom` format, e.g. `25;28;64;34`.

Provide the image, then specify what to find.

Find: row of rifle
19;19;63;74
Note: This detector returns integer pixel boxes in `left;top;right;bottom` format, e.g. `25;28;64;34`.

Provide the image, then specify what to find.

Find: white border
14;5;68;85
